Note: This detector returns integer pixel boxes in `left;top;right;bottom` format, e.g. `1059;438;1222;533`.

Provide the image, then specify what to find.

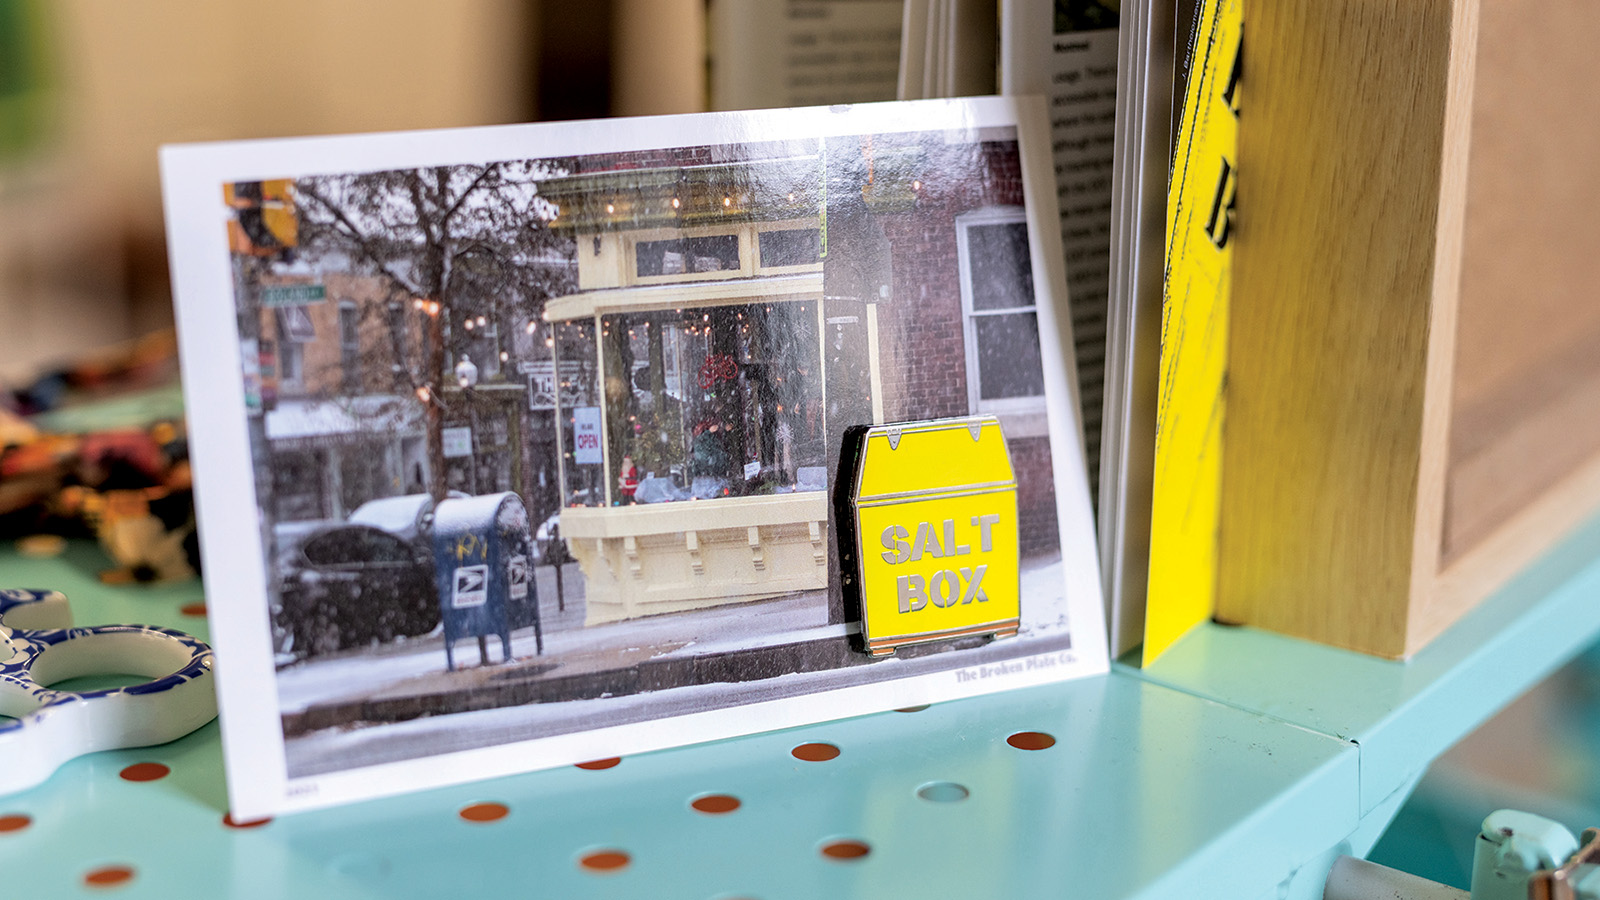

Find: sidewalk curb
282;635;865;736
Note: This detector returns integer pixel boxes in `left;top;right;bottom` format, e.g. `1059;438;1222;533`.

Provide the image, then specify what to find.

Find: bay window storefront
546;219;835;624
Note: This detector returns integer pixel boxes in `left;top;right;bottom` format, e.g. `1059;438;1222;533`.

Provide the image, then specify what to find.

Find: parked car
348;490;468;543
274;523;440;660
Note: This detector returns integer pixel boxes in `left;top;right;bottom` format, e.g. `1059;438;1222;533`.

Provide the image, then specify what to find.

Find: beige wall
0;0;533;381
55;0;533;228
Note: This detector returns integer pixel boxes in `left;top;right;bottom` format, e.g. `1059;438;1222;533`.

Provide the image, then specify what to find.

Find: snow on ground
277;556;1069;714
275;584;829;714
281;555;1085;776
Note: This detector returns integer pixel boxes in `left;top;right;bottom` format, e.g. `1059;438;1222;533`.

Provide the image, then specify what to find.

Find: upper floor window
338;300;360;391
636;234;741;277
956;208;1046;425
758;228;821;269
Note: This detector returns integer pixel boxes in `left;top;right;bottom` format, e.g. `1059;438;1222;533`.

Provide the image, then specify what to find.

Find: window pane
595;301;825;504
974;312;1045;400
967;222;1035;311
554;319;604;508
636;234;740;277
338;303;359;347
759;228;821;268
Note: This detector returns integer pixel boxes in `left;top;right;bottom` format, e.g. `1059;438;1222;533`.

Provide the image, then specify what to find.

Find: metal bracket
748;526;764;571
686;530;703;576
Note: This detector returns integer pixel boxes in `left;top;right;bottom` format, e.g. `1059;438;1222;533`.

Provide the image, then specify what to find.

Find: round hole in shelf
180;602;208;617
575;757;621;770
222;812;272;829
459;802;510;823
1006;731;1056;751
0;814;31;833
916;781;969;803
690;793;741;814
894;704;930;713
119;762;170;782
791;742;840;762
578;848;631;873
819;838;871;861
83;865;135;888
329;851;391;880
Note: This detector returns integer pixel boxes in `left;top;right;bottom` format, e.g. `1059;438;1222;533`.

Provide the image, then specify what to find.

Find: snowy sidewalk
275;580;833;717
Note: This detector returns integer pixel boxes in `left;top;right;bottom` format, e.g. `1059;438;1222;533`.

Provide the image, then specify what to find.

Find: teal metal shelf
4;515;1599;898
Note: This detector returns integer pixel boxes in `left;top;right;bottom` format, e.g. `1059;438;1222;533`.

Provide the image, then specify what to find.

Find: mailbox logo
453;565;489;609
508;555;529;600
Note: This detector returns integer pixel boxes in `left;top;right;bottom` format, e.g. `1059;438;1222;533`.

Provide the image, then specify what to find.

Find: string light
672;197;681;209
464;319;475;330
476;315;487;327
526;321;537;334
912;179;922;191
606;203;615;214
413;298;424;311
723;196;732;207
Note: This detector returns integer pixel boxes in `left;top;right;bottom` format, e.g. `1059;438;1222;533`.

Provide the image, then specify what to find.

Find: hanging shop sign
572;406;603;465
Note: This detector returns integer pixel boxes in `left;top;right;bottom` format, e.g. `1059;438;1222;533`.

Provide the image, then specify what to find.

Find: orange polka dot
459;802;509;823
691;794;741;814
574;757;620;770
180;603;207;617
0;814;30;833
579;849;630;872
820;839;871;861
83;865;135;888
791;742;839;762
119;762;170;782
1006;731;1056;751
222;813;272;829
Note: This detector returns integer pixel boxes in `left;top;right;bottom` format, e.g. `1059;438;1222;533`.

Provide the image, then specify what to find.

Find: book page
709;0;904;110
1002;0;1120;504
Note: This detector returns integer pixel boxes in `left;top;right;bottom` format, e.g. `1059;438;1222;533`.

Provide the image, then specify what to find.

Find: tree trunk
427;307;447;502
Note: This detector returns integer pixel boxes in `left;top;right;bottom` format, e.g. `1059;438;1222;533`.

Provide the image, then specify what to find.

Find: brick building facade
825;132;1062;557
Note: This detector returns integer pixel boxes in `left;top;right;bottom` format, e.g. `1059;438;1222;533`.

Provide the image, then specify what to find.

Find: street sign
261;283;326;307
524;359;589;410
442;426;473;458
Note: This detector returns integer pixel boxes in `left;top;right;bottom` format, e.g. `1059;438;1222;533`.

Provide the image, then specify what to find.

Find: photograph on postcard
166;101;1105;811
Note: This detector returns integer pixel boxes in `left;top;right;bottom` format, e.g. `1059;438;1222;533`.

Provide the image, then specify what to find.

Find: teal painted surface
0;541;1361;899
5;511;1600;896
1132;513;1600;820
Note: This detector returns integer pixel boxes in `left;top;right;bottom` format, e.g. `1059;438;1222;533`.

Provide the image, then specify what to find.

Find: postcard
161;97;1108;818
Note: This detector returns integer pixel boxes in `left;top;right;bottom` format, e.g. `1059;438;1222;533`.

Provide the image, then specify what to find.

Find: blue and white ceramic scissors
0;588;216;795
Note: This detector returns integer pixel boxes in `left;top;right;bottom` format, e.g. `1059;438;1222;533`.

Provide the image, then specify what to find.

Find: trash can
843;415;1021;657
432;492;543;671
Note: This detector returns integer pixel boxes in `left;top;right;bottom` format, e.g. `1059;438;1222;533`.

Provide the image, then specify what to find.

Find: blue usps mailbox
431;492;543;671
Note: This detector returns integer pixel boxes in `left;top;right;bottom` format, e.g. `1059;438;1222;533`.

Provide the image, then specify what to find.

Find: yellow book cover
1144;0;1240;662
